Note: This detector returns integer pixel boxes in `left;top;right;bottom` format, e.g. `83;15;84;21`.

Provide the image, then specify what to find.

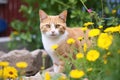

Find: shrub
9;0;120;50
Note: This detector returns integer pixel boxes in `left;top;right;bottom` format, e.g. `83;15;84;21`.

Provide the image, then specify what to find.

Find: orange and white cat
39;10;91;73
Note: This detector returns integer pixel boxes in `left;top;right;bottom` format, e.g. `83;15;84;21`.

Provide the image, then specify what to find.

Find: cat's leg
57;60;65;73
53;63;59;73
53;60;65;73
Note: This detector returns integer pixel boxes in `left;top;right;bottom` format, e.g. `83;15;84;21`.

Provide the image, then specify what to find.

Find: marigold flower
78;36;83;41
86;50;100;62
88;29;100;37
67;38;75;45
83;22;94;27
83;43;87;52
97;33;113;49
98;25;103;29
45;72;51;80
51;44;58;50
0;61;9;67
76;53;84;59
104;27;114;33
3;66;18;79
70;69;85;79
81;27;88;32
16;62;28;69
104;26;120;33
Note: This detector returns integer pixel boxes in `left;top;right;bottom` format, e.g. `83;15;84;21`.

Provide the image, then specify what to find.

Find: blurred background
0;0;120;51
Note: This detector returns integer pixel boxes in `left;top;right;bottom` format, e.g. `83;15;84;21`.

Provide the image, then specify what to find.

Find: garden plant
0;0;119;80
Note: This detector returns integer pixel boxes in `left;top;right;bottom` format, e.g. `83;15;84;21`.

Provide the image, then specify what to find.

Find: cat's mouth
50;34;58;37
51;34;56;36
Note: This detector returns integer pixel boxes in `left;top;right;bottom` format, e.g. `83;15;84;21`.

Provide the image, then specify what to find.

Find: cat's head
39;10;67;38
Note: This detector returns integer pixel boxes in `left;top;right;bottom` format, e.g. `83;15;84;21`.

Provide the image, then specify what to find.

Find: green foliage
45;26;120;80
7;0;120;80
9;0;120;50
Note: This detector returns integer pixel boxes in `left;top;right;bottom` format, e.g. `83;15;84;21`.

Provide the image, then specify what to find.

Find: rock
0;49;51;77
0;51;6;56
23;71;66;80
24;72;43;80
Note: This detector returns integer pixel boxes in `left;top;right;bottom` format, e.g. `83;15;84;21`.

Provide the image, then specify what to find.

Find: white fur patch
41;30;68;63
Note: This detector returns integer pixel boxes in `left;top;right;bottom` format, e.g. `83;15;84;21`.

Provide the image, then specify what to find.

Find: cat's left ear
39;10;48;21
59;10;67;22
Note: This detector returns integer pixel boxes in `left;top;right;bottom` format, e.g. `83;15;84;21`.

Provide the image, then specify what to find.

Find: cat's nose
51;31;55;34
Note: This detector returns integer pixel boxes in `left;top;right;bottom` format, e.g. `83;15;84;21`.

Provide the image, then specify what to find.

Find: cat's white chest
41;32;68;62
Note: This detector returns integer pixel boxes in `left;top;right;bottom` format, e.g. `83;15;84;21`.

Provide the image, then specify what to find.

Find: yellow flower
81;27;88;32
88;29;100;37
58;76;67;80
16;62;28;69
45;72;51;80
70;69;85;79
67;38;75;45
86;50;100;62
0;61;9;67
98;25;103;29
97;33;113;49
104;26;120;33
83;43;87;52
51;44;58;50
104;27;114;33
87;68;93;72
78;36;83;41
3;66;18;79
112;9;116;14
76;53;84;59
83;22;94;27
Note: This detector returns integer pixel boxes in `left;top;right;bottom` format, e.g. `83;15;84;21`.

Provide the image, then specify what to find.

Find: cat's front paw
53;63;64;73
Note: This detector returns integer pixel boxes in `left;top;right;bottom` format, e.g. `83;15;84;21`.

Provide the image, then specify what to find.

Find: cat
39;10;91;73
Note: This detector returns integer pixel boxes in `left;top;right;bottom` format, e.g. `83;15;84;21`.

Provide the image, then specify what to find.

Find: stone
0;51;5;56
0;49;51;77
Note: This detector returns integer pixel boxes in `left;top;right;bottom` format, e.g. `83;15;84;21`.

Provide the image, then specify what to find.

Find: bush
9;0;120;50
4;1;120;79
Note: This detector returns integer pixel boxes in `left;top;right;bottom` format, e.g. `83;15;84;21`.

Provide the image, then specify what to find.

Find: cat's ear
39;10;48;21
59;10;67;22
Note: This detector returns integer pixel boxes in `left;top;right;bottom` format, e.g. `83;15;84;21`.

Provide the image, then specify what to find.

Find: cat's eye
46;24;50;28
55;24;60;28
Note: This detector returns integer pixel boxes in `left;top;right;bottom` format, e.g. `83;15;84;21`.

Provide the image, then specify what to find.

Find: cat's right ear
39;10;48;21
59;10;67;22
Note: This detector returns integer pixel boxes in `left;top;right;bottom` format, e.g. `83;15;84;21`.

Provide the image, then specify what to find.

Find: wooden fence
0;0;23;37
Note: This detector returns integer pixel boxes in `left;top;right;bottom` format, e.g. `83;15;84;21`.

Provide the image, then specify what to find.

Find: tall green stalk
80;0;88;11
101;0;104;17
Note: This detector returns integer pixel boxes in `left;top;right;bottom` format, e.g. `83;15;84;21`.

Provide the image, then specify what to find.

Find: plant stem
80;0;88;10
54;0;70;8
101;0;104;17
